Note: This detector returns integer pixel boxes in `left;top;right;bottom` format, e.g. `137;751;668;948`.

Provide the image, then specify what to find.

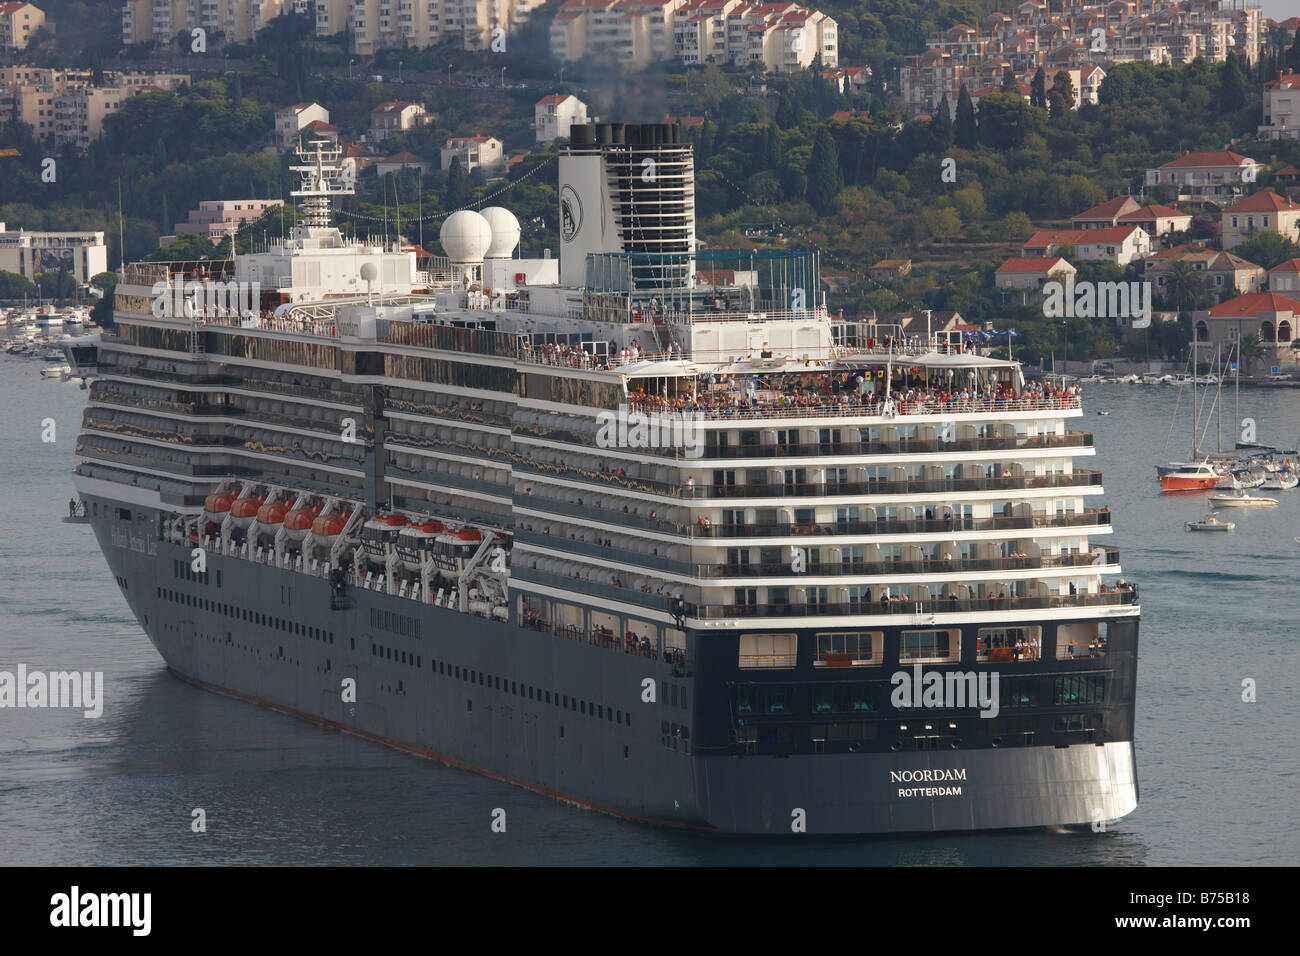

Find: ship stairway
650;317;675;354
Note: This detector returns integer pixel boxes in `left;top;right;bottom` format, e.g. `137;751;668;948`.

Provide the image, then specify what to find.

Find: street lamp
447;63;453;86
501;65;506;87
398;60;403;83
559;67;564;85
349;58;355;79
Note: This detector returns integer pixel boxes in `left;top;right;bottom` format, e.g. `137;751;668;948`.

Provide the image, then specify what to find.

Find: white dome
440;210;493;263
480;206;521;259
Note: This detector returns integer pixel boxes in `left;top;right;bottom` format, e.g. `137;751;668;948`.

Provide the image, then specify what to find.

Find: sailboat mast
1191;322;1198;459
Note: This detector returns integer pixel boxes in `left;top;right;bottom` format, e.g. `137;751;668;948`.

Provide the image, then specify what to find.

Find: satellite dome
440;210;493;263
480;206;521;259
359;262;378;282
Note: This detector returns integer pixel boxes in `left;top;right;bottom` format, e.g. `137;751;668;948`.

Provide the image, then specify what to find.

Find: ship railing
659;395;1082;422
519;613;686;670
200;310;338;338
518;496;1113;539
121;260;237;285
515;458;1104;499
693;588;1137;619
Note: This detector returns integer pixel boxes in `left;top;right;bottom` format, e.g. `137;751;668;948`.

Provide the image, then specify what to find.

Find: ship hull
86;497;1139;835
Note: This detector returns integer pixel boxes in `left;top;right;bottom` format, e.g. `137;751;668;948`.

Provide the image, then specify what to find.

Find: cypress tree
955;84;977;149
1289;27;1300;71
775;95;797;129
929;94;954;153
1001;67;1017;93
445;157;471;210
764;123;782;169
1030;67;1046;109
804;127;843;215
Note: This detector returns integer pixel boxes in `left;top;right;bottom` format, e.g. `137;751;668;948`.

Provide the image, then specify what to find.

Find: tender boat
1185;513;1234;532
1160;462;1219;491
362;513;409;567
1260;472;1298;491
397;519;446;572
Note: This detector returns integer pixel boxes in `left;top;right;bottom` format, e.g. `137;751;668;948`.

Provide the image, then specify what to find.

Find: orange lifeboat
203;491;234;523
254;498;286;527
311;512;347;544
229;494;266;529
283;505;321;542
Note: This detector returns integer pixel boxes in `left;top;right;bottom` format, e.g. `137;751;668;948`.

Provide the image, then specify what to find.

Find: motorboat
1160;462;1219;491
1260;472;1298;491
1207;489;1279;508
1185;513;1234;532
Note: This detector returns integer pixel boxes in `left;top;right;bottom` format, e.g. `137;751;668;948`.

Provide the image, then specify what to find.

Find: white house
535;93;588;143
994;256;1076;290
1260;71;1300;141
1144;150;1262;202
370;101;431;142
274;102;329;150
441;135;504;175
1022;226;1152;266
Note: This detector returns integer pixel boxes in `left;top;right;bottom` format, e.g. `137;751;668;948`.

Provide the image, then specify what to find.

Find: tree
1165;260;1205;311
928;94;954;153
445;156;472;210
775;94;798;130
0;269;36;300
1289;27;1300;72
1050;71;1075;120
1218;55;1248;111
1001;68;1017;94
998;211;1033;241
805;128;844;215
955;85;977;149
1238;331;1263;376
1231;232;1300;270
925;206;962;242
1030;68;1047;110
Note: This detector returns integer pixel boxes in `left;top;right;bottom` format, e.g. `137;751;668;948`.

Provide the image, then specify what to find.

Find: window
900;629;960;663
814;631;882;667
977;626;1041;662
1055;675;1105;706
811;682;875;715
739;633;796;669
735;684;794;716
1001;677;1039;709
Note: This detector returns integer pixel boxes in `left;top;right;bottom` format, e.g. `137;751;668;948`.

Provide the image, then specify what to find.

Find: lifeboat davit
310;511;348;545
362;513;409;566
254;499;286;530
397;519;445;572
283;505;321;542
203;491;234;523
230;494;266;529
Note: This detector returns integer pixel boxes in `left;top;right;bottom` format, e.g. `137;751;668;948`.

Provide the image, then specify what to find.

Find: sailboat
1158;323;1221;492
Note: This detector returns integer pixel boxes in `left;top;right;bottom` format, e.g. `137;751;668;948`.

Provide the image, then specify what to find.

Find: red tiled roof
1264;72;1300;89
996;256;1071;273
1207;293;1300;317
1276;165;1300;177
871;259;908;269
1224;191;1300;213
380;152;425;164
1119;204;1187;221
1159;150;1254;169
1024;226;1141;246
536;94;574;106
1269;259;1300;274
1073;196;1138;221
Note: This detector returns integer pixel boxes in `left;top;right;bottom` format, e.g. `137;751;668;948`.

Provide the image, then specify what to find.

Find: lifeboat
398;519;446;572
283;504;321;542
203;491;234;524
254;498;286;528
361;513;409;566
230;494;266;529
310;511;348;545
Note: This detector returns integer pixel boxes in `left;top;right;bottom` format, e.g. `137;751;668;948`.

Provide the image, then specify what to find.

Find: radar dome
480;206;521;259
440;210;493;263
359;262;378;282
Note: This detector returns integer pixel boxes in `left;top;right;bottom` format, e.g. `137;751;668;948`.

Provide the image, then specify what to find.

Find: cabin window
739;633;797;669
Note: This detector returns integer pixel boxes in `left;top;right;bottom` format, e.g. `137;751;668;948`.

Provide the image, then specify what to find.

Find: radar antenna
290;139;353;229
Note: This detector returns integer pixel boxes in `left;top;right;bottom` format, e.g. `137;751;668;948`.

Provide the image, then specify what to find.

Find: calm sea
1;353;1297;866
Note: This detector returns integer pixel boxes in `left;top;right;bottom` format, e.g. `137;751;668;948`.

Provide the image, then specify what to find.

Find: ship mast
289;139;353;232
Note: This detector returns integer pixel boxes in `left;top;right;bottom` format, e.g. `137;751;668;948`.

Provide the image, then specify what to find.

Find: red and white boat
282;504;321;542
362;513;409;566
397;519;446;571
310;511;348;546
1159;462;1219;492
230;494;266;529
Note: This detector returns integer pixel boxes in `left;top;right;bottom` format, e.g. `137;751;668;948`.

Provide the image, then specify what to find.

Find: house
1220;191;1300;250
174;199;284;239
441;135;505;175
375;152;431;177
300;119;339;145
1146;247;1265;302
1193;292;1300;355
842;65;873;92
1071;196;1140;229
1144;150;1262;202
1259;72;1300;141
869;259;911;282
370;101;431;142
995;255;1076;290
1116;204;1192;238
534;93;588;143
274;103;329;150
1268;259;1300;295
969;81;1032;110
1021;226;1152;266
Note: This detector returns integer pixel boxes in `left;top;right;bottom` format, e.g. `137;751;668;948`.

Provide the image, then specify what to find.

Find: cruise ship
69;125;1139;834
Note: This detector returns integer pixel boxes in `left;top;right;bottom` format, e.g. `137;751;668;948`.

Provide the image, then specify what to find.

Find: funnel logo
560;184;583;242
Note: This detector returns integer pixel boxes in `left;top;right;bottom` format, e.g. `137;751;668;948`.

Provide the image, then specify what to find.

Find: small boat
362;513;410;566
1097;410;1110;416
282;504;321;542
203;491;235;524
229;494;266;529
1186;513;1234;532
1160;462;1219;491
310;511;348;546
1208;489;1279;508
254;498;287;529
40;364;71;379
397;519;446;572
1260;472;1298;490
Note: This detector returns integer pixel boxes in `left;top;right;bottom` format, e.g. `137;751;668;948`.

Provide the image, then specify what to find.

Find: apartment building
1260;72;1300;142
348;0;546;54
173;200;285;239
0;1;43;50
0;70;189;150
